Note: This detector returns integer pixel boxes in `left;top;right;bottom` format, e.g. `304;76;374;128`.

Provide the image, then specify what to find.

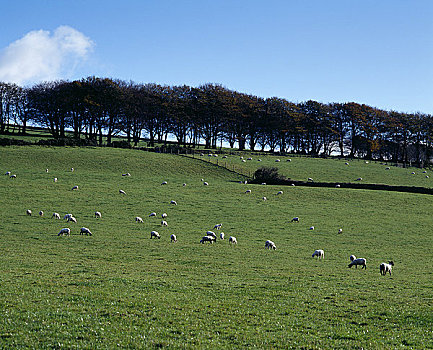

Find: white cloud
0;25;94;85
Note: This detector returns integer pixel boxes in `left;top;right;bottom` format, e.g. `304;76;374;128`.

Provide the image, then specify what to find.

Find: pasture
0;146;432;348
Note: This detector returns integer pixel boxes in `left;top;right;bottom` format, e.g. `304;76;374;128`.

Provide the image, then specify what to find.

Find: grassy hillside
0;147;432;348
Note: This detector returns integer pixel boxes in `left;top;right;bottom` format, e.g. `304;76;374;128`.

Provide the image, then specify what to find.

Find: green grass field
0;146;432;348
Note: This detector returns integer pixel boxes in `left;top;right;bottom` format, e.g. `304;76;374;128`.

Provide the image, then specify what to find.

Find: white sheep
183;183;187;186
161;220;168;226
355;177;362;181
200;235;216;244
291;217;299;223
119;189;126;195
63;214;73;220
203;182;209;186
308;177;314;182
214;224;222;230
220;232;225;240
171;234;177;243
229;236;237;244
277;191;283;195
68;216;77;223
135;216;143;223
80;227;92;236
348;258;367;269
247;157;252;161
245;189;252;194
52;212;60;219
222;155;227;159
261;182;266;185
338;228;343;234
72;185;79;190
309;226;315;230
265;240;277;250
262;196;267;201
54;177;58;182
275;159;280;162
46;168;49;173
312;249;324;259
206;231;217;239
161;181;168;185
149;212;157;217
58;228;71;236
411;172;415;175
26;209;32;216
349;255;356;262
335;184;340;188
426;175;430;179
10;174;17;178
5;171;11;176
39;210;44;217
71;168;74;172
345;162;349;165
95;211;102;218
170;200;177;205
150;231;160;239
287;159;292;162
122;173;131;176
240;156;243;160
161;213;167;218
379;261;394;276
258;159;262;162
385;167;390;170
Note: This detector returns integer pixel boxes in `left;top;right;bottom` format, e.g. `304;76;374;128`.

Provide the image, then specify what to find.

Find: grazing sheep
345;162;349;165
220;232;225;240
183;183;187;186
286;159;292;162
135;216;143;223
308;177;313;182
119;189;126;195
245;189;252;194
10;174;17;178
265;240;277;250
206;231;217;239
365;161;369;164
201;178;204;182
171;234;177;243
80;227;92;236
241;159;246;163
411;172;415;175
338;228;343;234
213;154;218;157
161;213;167;219
349;255;356;262
348;258;367;269
244;180;248;184
161;181;168;185
5;171;11;176
26;209;32;216
95;211;102;218
309;226;315;230
240;156;244;160
229;236;237;244
149;212;157;217
170;200;177;205
46;168;49;173
275;159;281;162
291;184;295;186
379;261;394;276
161;220;168;226
247;157;252;161
39;211;44;217
200;235;216;244
63;214;73;220
258;159;262;162
122;173;131;176
262;196;267;201
222;155;227;159
200;153;204;156
68;216;77;223
214;223;222;230
291;217;299;223
312;249;324;259
335;184;340;188
71;168;74;172
426;175;430;178
72;185;79;190
203;182;209;186
54;178;58;182
58;228;71;236
277;191;283;195
385;167;390;170
356;177;362;181
150;231;160;239
52;212;60;219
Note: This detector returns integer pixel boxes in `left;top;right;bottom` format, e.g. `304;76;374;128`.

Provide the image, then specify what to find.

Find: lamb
379;261;394;276
119;189;126;195
206;231;217;239
220;232;225;240
265;240;276;250
161;181;168;185
214;224;222;230
229;236;237;244
149;212;157;217
80;227;92;236
312;249;324;259
122;173;131;176
135;216;143;223
52;212;60;219
72;185;79;190
39;211;44;217
95;211;102;218
67;216;77;223
349;255;356;262
26;209;32;216
150;231;160;239
277;191;283;195
58;228;71;236
291;217;299;223
161;220;168;226
161;213;167;219
200;235;216;244
171;234;177;243
170;200;177;205
348;258;367;269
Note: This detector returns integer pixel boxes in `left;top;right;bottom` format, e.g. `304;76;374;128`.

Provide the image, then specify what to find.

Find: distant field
0;146;432;348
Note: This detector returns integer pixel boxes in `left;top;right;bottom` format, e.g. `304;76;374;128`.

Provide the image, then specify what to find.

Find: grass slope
0;146;432;348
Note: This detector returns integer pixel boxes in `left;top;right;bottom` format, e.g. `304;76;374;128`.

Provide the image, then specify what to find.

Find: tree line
1;77;432;165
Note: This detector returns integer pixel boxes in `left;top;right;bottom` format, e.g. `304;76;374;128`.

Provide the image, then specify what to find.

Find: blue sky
0;0;432;114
